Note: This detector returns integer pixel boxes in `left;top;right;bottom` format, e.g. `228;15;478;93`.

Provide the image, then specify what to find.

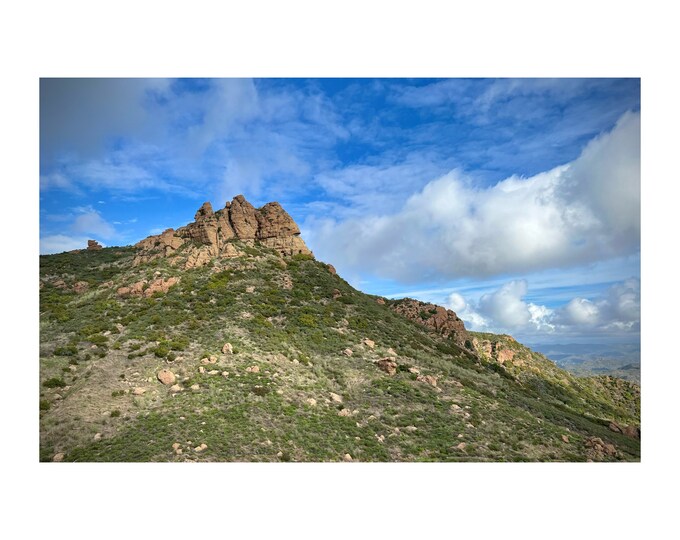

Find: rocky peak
257;202;301;239
134;194;312;268
87;240;102;251
195;202;215;220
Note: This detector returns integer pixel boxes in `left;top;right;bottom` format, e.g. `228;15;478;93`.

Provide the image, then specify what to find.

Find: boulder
342;348;353;357
87;240;102;251
622;425;641;439
222;343;233;354
362;338;375;349
375;358;397;376
157;369;176;385
417;375;438;387
73;281;89;294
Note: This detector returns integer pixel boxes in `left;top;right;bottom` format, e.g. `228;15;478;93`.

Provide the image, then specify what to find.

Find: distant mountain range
530;343;640;384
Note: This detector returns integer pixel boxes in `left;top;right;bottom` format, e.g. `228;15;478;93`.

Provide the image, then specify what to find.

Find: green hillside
39;243;640;462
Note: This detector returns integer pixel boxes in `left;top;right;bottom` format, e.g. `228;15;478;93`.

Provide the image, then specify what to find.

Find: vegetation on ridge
39;244;640;462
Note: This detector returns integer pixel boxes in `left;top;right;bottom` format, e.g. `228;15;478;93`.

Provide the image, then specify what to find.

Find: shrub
110;410;122;418
154;344;170;358
54;345;77;356
43;377;66;388
40;400;51;411
297;314;317;328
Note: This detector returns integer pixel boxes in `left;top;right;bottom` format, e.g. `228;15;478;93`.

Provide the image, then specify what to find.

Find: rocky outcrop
585;437;618;461
390;298;469;348
472;337;524;366
609;421;641;440
117;277;179;298
133;194;312;268
87;240;102;251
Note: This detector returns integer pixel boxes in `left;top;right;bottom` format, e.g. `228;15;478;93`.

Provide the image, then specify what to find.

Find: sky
39;78;640;346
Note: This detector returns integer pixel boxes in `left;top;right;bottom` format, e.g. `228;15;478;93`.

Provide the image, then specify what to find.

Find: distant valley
530;343;640;384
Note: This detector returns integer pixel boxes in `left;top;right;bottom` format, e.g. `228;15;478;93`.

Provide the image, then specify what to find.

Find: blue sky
40;78;640;345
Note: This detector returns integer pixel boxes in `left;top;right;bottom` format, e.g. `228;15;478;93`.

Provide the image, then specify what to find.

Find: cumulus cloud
554;278;640;333
308;111;640;282
561;298;599;326
478;280;532;328
446;278;639;338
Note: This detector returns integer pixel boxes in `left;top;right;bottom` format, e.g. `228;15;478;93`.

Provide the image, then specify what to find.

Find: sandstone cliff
133;195;312;268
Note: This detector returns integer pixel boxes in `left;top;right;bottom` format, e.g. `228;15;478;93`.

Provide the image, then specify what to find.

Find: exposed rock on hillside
133;195;312;268
87;240;102;251
471;336;524;367
116;277;179;298
390;298;469;347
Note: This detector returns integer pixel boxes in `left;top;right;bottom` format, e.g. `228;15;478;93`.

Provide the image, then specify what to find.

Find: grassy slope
39;245;640;462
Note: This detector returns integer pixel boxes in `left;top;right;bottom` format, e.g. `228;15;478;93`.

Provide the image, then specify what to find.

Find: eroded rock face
390;298;469;348
133;194;312;268
87;240;102;251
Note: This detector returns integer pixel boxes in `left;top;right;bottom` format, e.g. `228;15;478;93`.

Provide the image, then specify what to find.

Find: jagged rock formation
389;298;469;348
87;240;102;251
133;195;312;268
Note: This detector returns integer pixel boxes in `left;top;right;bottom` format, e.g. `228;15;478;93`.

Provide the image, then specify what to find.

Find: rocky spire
134;194;312;268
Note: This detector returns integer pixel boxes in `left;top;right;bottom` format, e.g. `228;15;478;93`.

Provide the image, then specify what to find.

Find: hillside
39;197;640;462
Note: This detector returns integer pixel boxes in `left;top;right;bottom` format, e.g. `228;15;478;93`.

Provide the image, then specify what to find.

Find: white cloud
308;111;640;282
40;235;91;254
446;292;467;313
554;278;640;332
479;280;532;328
40;172;76;191
561;298;599;326
445;278;639;338
70;208;116;239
